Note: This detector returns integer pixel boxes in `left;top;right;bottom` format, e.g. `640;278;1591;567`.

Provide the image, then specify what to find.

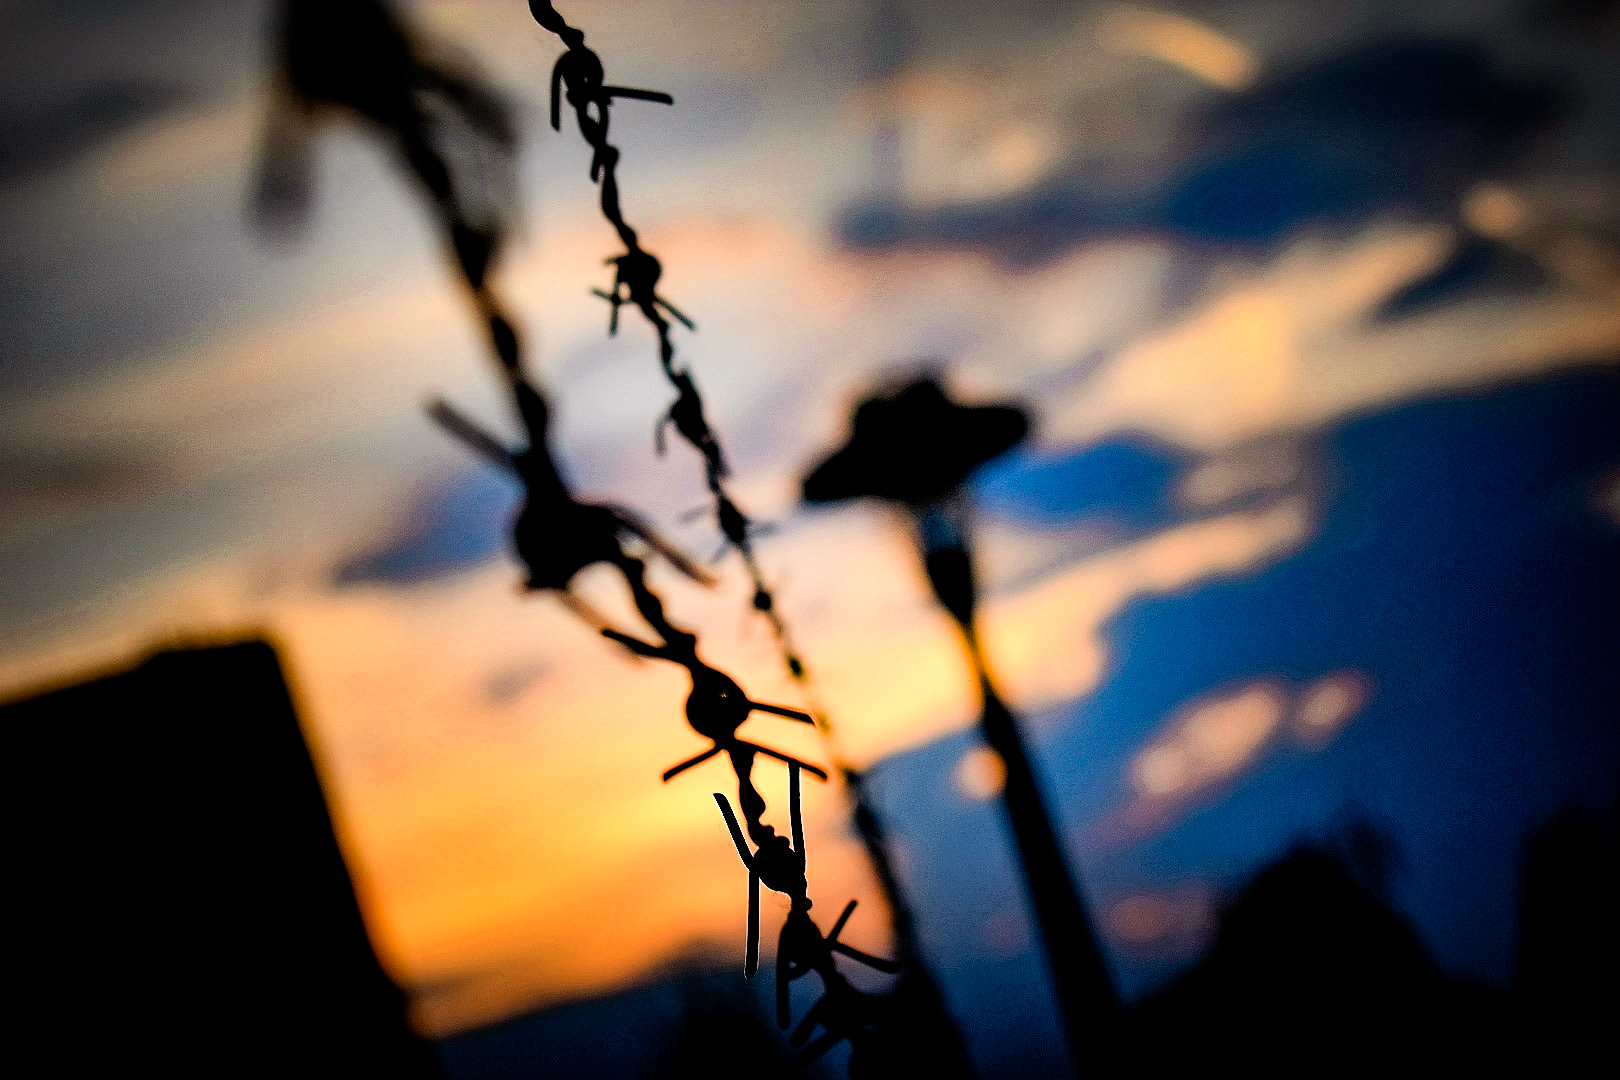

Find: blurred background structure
7;641;442;1076
1;1;1616;1076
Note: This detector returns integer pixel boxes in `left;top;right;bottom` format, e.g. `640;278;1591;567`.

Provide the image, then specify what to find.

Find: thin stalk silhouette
804;376;1122;1078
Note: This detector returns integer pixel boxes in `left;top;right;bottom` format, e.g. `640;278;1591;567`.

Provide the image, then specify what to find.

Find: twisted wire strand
522;0;906;899
527;2;805;682
527;1;917;1063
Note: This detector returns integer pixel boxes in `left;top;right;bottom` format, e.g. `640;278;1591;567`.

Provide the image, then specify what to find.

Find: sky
1;0;1617;1045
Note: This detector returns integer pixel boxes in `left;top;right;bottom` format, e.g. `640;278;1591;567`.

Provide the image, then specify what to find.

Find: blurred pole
922;502;1120;1078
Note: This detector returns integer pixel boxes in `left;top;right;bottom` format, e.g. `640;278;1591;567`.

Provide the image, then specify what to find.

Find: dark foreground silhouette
7;641;1608;1077
1122;810;1617;1078
437;806;1615;1079
5;642;441;1076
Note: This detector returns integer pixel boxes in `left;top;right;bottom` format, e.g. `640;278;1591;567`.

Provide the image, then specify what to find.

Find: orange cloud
1095;6;1258;91
1045;224;1620;454
1130;682;1288;800
1292;670;1371;747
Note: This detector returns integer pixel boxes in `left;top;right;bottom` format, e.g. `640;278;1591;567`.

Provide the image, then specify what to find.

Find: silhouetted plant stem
800;376;1119;1077
924;516;1120;1078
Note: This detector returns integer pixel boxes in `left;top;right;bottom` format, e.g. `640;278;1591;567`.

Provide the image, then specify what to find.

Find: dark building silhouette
6;641;440;1076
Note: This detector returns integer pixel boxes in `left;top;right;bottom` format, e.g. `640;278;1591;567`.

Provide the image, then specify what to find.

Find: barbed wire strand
521;1;979;1067
261;0;954;1065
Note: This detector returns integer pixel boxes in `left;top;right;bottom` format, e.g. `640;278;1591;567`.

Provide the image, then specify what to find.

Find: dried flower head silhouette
800;374;1127;1075
804;374;1029;626
803;376;1029;508
805;375;1121;1075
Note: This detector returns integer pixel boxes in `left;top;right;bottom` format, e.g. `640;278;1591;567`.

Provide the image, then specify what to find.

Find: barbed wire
256;4;715;650
522;1;972;1067
523;23;942;1008
260;1;953;1067
526;0;805;664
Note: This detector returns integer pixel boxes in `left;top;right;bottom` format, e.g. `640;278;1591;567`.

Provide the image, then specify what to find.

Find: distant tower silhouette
805;375;1120;1078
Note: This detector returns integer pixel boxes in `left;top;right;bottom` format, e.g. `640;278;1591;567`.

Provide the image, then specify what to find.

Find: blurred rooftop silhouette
6;641;441;1076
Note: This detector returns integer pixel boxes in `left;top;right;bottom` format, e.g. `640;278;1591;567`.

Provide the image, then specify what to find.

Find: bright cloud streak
1293;670;1371;746
1047;224;1620;453
1095;668;1372;851
1095;5;1258;91
1130;682;1288;800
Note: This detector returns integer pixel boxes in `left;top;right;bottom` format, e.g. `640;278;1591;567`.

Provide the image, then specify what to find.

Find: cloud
1129;681;1289;800
0;77;195;183
1175;437;1306;510
1293;670;1371;747
1095;669;1374;848
977;498;1311;716
840;34;1568;257
93;93;259;198
335;465;521;587
1096;6;1257;91
1043;222;1620;453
